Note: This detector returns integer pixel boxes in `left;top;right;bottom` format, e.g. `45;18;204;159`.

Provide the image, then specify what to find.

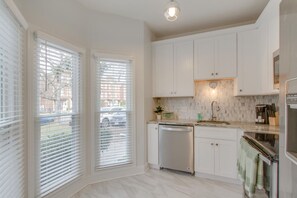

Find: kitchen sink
197;120;231;125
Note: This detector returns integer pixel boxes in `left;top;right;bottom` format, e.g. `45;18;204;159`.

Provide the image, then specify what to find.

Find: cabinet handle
216;143;219;146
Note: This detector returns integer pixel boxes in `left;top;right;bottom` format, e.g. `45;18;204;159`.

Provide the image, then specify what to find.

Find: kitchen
149;0;281;197
0;0;296;198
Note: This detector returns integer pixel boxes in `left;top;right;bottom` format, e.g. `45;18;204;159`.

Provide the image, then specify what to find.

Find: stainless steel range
243;132;279;198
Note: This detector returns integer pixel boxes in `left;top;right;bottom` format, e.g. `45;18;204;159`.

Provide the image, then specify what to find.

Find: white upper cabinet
236;27;266;95
153;43;174;97
174;41;194;96
194;38;215;80
215;34;237;79
194;33;237;80
153;40;194;97
266;2;280;94
235;0;280;96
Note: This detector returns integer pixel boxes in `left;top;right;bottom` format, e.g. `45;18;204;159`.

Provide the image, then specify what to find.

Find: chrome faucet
211;101;220;121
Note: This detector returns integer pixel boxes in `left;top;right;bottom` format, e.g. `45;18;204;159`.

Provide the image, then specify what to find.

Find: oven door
286;102;297;163
243;134;279;198
285;77;297;165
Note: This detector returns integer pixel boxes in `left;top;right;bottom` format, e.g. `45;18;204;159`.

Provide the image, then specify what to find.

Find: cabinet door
236;28;265;95
147;124;158;165
215;33;237;79
266;4;280;94
174;40;194;97
214;139;237;179
153;43;174;97
194;38;215;80
195;138;215;175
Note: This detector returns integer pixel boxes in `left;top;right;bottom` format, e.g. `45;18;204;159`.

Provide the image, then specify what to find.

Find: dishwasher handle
161;126;193;132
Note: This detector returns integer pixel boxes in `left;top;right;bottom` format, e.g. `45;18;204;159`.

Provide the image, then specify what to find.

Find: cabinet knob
155;127;158;130
216;73;218;75
239;89;243;92
174;91;176;94
216;143;219;146
211;73;214;76
211;143;214;146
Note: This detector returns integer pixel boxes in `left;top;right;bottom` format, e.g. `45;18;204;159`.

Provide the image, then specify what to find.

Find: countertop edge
147;120;279;135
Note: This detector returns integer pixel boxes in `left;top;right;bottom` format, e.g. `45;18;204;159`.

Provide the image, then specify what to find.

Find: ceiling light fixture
209;81;218;89
164;0;181;22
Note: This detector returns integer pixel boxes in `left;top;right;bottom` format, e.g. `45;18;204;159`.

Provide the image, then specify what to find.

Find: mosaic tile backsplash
157;80;279;122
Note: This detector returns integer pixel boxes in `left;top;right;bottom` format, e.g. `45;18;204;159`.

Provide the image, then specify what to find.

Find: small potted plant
154;105;164;120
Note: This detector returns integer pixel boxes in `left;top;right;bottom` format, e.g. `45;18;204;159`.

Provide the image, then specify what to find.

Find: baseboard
195;172;242;185
148;163;160;170
44;165;146;198
44;177;88;198
88;165;146;185
144;163;150;172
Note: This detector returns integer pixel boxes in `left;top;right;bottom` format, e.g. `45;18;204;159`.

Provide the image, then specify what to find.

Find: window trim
89;51;136;174
27;30;86;198
4;0;28;29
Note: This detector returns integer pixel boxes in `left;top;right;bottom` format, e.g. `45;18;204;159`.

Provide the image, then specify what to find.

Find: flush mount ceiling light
164;0;181;22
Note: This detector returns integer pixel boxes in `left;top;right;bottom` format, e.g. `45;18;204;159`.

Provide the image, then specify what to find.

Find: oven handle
243;136;274;165
289;104;297;109
161;127;192;132
259;154;272;166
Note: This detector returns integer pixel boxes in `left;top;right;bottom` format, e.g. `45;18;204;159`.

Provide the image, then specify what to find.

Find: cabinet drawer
194;126;237;141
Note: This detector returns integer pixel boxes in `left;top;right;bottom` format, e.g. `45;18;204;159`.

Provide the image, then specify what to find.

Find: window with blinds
0;0;25;197
34;34;82;197
95;56;134;169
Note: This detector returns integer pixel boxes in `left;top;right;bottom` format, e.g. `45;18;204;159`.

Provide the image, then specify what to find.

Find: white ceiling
75;0;269;39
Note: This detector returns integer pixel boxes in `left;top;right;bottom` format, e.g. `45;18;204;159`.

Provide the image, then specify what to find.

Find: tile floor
72;169;243;198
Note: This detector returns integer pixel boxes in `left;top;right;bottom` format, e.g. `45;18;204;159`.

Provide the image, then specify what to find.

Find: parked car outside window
40;116;55;125
100;107;126;128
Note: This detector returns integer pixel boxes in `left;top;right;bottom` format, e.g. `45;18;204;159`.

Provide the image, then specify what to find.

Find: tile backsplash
157;80;279;122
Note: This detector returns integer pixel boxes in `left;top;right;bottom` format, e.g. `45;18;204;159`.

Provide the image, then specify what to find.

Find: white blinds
34;34;82;197
0;0;25;197
95;56;134;169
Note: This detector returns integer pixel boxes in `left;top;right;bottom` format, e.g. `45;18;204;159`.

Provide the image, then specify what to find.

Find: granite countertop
147;119;279;135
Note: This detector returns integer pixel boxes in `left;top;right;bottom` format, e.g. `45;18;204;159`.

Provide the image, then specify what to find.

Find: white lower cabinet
195;126;238;179
214;139;237;178
147;123;159;165
195;138;215;175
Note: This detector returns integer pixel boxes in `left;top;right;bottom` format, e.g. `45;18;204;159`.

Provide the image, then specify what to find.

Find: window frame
90;52;136;173
28;31;86;198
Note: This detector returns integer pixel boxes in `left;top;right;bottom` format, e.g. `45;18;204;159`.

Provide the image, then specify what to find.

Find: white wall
13;0;153;197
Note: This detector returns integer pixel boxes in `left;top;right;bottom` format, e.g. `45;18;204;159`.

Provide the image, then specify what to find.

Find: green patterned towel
237;138;264;197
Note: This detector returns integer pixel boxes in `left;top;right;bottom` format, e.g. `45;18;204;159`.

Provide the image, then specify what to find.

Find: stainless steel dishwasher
159;124;194;174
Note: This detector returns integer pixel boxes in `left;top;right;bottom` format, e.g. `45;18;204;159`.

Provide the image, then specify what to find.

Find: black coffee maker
255;104;269;124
